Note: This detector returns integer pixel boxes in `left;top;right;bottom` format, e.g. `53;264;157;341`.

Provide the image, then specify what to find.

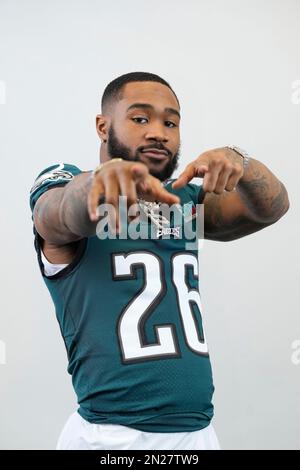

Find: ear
96;114;109;142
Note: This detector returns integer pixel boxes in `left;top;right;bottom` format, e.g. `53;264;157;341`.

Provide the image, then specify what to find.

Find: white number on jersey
112;251;208;363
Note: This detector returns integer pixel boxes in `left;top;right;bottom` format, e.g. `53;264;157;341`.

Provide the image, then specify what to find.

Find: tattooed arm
33;160;179;244
33;172;97;244
203;158;290;241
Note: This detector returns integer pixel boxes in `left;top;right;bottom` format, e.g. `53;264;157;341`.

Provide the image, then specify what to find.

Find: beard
107;124;180;182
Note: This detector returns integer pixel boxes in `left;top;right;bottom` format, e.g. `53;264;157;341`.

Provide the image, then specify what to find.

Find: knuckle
94;171;105;181
105;195;118;206
214;187;224;195
232;164;241;174
225;162;234;171
212;158;223;167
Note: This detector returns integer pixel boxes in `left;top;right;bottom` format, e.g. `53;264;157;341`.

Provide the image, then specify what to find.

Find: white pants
56;412;221;450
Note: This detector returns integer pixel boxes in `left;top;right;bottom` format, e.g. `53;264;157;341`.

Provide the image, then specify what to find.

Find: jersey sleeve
29;162;83;213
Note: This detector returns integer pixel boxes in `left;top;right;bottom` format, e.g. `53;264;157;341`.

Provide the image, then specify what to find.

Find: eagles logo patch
30;163;74;195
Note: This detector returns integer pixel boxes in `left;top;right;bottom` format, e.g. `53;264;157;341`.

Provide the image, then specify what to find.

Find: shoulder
29;162;83;212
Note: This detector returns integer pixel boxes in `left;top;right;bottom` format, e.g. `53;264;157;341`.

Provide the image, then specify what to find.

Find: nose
144;121;168;142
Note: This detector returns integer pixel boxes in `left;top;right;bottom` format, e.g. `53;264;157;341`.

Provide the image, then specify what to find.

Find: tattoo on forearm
237;162;289;222
35;173;97;240
205;214;268;241
270;182;288;217
204;159;289;241
204;192;268;241
61;172;98;238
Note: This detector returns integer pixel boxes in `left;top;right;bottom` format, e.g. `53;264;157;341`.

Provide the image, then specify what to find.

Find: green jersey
29;162;214;432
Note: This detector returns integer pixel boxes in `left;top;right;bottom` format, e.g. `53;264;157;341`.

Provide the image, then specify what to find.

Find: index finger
172;163;209;189
151;180;180;205
172;164;196;189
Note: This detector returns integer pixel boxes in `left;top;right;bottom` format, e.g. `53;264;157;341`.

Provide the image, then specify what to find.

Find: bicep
203;190;270;241
33;187;82;245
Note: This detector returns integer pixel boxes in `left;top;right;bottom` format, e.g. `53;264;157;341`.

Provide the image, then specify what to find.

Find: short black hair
101;71;180;114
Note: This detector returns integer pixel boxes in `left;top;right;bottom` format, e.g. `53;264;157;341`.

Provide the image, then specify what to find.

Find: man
29;72;289;450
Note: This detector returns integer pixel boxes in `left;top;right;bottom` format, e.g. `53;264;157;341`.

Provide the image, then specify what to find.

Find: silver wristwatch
226;144;251;169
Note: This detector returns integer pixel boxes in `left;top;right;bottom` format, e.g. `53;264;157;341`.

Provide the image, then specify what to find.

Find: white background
0;0;299;449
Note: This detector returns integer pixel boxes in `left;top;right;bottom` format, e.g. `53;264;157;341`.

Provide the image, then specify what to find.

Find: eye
132;117;177;128
132;117;148;124
165;121;177;128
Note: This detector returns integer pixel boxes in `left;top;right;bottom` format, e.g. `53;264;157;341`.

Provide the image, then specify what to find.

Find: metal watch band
226;145;251;169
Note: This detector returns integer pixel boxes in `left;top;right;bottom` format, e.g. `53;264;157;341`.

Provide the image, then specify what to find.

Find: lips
141;148;169;160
